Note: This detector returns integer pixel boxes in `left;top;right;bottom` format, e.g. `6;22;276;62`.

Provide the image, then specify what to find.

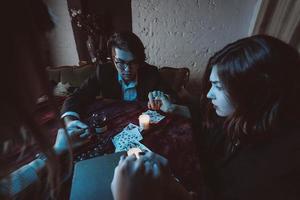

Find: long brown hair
200;35;300;142
1;0;70;198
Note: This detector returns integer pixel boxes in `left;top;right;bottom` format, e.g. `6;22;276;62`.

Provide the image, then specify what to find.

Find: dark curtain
252;0;300;52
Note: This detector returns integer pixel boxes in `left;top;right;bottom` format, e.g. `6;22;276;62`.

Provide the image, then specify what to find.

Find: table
3;97;203;196
75;98;203;195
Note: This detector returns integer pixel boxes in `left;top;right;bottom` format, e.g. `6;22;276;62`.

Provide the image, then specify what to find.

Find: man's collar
118;73;138;87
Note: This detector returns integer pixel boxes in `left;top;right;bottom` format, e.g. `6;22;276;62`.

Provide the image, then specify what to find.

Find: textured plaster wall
132;0;260;89
46;0;79;66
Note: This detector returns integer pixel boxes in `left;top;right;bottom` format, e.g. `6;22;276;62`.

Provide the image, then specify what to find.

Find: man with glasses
61;32;175;133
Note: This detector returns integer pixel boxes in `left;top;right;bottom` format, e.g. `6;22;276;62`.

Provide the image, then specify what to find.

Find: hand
66;119;89;138
111;152;170;200
53;128;89;155
148;91;174;113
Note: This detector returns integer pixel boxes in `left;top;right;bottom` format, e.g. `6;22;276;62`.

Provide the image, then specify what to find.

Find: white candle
127;148;142;159
139;114;150;130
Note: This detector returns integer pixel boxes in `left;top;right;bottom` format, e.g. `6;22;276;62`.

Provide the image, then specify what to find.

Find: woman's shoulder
271;126;300;151
219;126;300;199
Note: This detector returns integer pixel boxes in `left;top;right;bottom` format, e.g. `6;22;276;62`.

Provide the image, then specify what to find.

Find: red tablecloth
3;98;203;195
79;99;203;194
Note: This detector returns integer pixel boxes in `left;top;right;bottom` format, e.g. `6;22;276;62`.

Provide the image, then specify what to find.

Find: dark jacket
199;125;300;200
61;62;174;115
188;103;300;200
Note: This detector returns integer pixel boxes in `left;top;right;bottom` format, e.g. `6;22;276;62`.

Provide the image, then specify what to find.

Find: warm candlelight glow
127;148;142;158
139;114;150;130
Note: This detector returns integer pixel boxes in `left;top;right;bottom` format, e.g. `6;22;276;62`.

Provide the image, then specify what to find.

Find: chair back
46;63;96;87
159;66;190;91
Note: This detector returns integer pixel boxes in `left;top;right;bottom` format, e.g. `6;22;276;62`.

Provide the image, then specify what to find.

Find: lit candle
127;148;142;159
139;114;150;130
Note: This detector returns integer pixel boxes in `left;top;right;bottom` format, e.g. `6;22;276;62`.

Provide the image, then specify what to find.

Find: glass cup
90;112;107;134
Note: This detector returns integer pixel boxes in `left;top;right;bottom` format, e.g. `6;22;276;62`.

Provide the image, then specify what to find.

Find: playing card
115;139;151;152
143;110;165;123
112;126;143;150
123;123;142;132
111;132;123;150
114;124;142;141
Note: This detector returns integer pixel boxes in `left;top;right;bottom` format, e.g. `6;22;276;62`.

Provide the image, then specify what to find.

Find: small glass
90;112;107;134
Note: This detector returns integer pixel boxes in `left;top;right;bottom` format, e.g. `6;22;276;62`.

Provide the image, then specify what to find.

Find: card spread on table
143;110;165;123
112;128;142;145
114;140;151;152
123;122;142;132
112;123;150;152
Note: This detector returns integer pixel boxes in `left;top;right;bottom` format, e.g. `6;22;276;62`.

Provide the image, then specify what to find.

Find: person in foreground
114;35;300;200
0;1;173;199
61;32;175;135
0;1;91;199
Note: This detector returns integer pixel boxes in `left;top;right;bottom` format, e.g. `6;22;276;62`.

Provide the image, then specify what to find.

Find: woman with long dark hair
128;34;300;199
0;1;165;199
0;1;89;199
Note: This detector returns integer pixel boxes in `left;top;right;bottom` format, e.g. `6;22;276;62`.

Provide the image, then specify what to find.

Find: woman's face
206;66;235;117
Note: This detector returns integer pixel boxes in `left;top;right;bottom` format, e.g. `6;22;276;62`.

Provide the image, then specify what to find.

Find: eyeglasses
113;57;139;70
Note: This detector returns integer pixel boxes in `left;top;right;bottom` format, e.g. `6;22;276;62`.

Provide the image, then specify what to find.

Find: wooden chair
159;66;190;91
159;66;191;103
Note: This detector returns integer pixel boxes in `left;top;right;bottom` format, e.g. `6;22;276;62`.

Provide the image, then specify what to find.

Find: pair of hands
111;151;171;200
147;91;173;113
58;90;173;154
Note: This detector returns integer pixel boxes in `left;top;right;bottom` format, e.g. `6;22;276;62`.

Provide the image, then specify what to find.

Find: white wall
46;0;79;66
43;0;260;84
132;0;260;88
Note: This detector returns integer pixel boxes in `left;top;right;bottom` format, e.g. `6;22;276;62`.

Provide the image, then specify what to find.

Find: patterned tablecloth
78;99;203;195
3;98;203;196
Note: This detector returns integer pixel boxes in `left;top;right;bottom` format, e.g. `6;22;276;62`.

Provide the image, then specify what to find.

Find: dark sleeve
218;129;300;200
60;65;101;116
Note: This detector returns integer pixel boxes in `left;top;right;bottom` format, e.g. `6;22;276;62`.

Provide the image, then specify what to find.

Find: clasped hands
111;151;172;200
58;90;173;155
63;90;173;141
